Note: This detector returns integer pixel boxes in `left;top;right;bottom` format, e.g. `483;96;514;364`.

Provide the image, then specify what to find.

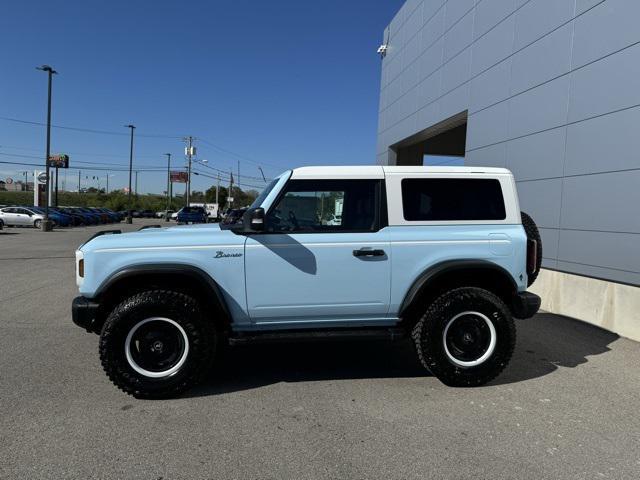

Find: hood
79;222;241;253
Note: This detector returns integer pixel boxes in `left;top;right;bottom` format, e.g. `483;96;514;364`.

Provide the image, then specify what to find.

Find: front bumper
510;292;541;319
72;296;101;333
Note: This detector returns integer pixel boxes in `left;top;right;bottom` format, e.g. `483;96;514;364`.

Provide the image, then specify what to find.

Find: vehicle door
14;208;34;225
0;208;19;225
244;178;391;327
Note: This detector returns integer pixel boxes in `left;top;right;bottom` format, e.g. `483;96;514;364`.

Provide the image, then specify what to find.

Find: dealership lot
1;221;639;479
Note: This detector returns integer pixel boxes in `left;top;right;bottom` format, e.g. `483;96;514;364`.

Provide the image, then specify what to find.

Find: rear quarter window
401;178;506;221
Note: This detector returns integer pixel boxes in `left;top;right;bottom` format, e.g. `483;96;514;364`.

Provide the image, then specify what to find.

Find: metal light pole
184;136;194;206
36;65;57;231
54;164;59;206
125;124;135;224
165;153;171;212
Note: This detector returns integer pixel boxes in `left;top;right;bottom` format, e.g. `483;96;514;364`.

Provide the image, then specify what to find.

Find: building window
401;178;506;221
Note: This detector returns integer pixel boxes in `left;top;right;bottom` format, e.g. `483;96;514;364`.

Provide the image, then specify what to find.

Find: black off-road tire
412;287;516;387
521;211;542;286
99;290;217;399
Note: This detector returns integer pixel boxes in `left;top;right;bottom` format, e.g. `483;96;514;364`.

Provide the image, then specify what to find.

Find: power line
0;116;183;138
0;159;165;173
0;144;160;159
197;137;284;172
191;167;264;190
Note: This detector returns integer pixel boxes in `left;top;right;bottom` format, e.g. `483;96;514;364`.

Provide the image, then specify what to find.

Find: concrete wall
377;0;640;288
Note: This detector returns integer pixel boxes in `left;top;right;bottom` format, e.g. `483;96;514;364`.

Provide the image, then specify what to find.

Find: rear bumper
72;296;101;333
511;292;541;319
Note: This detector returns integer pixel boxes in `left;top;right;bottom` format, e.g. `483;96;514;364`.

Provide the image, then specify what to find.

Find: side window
267;179;379;233
401;178;506;221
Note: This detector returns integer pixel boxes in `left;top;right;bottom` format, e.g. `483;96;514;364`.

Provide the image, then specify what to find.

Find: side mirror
246;207;265;232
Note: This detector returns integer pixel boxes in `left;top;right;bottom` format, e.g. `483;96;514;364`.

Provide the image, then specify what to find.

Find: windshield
250;178;279;209
250;174;285;209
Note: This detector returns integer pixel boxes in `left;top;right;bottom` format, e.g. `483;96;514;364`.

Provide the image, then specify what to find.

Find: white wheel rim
125;317;190;378
443;311;497;368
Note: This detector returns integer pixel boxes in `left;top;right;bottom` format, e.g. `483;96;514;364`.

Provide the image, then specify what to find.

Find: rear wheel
412;287;515;387
99;290;217;398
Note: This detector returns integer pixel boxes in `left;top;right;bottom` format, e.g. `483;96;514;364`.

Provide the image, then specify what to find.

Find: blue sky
0;0;404;194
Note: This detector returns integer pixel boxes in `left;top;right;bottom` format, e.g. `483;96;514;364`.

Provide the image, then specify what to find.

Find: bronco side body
72;166;541;398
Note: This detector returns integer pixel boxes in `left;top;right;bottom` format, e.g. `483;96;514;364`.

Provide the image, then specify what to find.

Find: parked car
139;209;155;218
176;206;207;224
94;208;120;223
28;206;71;227
51;207;83;226
0;206;52;228
74;207;103;224
71;165;542;398
66;207;99;225
156;210;175;220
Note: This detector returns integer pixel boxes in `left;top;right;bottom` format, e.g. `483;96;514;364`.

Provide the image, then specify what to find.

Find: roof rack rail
80;229;121;248
139;225;162;231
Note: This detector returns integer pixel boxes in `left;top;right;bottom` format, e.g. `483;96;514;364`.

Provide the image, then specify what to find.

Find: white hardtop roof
290;165;511;179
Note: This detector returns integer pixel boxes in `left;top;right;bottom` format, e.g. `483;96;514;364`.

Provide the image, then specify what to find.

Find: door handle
353;248;385;257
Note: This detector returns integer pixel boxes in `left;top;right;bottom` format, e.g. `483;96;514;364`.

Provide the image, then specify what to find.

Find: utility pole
125;124;135;224
165;153;171;211
106;173;109;194
78;170;81;192
229;168;233;209
216;173;220;207
23;171;28;191
55;163;59;206
36;64;57;231
135;170;138;196
184;136;194;206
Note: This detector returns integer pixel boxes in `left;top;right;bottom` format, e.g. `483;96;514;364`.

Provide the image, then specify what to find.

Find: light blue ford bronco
72;166;542;398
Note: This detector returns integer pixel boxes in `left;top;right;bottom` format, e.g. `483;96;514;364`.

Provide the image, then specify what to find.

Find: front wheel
99;290;217;398
33;219;42;229
412;287;515;387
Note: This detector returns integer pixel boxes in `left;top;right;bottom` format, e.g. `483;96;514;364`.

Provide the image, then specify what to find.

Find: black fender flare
398;259;518;317
95;263;231;319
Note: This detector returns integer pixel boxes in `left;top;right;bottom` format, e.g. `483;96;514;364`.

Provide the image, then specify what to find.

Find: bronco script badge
214;251;243;258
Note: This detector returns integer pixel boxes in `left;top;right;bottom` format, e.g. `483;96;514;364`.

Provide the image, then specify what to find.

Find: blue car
176;206;207;224
28;206;72;227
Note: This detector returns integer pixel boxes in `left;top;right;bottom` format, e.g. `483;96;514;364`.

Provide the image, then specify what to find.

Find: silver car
0;207;49;228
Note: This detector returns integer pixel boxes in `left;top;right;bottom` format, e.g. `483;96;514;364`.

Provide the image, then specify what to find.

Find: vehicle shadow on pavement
491;312;618;386
186;312;619;397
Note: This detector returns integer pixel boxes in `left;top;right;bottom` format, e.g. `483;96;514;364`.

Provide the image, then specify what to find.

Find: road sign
5;177;13;184
227;197;234;203
47;154;69;168
37;172;48;184
170;171;188;183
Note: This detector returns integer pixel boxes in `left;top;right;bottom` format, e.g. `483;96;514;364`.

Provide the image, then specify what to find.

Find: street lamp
36;64;57;231
165;153;171;216
124;124;135;223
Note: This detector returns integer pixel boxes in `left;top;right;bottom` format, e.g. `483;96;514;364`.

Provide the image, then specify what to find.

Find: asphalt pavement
1;220;639;479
